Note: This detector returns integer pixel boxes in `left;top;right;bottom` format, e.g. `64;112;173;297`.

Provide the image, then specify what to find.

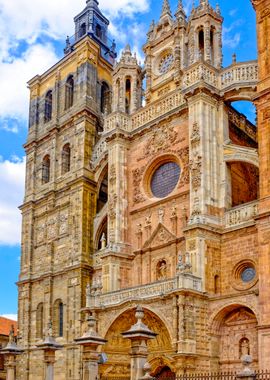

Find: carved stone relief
143;124;178;158
132;166;146;205
190;153;202;191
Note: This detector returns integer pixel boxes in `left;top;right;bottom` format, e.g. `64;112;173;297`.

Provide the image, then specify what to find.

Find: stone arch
224;153;259;168
100;307;174;377
96;164;108;214
209;303;258;371
150;357;177;379
226;160;259;207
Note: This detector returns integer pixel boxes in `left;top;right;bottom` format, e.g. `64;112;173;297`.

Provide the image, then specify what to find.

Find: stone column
0;326;24;380
36;321;63;380
75;313;107;380
122;306;157;380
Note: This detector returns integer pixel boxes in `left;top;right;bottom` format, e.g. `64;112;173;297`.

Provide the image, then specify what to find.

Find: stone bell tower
112;45;143;114
18;0;116;378
187;0;223;67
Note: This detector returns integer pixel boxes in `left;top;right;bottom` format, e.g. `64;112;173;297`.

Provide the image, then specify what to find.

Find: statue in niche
240;338;250;358
158;207;165;224
157;260;167;280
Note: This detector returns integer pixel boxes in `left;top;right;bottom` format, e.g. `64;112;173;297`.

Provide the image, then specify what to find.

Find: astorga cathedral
16;0;270;378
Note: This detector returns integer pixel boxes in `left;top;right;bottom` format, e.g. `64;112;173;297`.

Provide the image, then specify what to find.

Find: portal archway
100;307;173;378
210;304;258;372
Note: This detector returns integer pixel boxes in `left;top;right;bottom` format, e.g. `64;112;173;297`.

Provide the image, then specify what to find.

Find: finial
161;0;172;18
175;0;186;19
135;305;145;323
216;2;221;14
232;53;237;64
86;0;99;6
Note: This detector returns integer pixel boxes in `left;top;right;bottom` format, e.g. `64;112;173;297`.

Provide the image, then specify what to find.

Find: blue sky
0;0;257;319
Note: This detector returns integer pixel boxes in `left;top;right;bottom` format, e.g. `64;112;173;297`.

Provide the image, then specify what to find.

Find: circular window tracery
232;260;257;291
150;161;181;198
241;267;256;283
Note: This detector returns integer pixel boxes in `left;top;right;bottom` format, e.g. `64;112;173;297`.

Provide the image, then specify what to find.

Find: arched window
198;29;205;60
62;144;71;174
214;275;220;294
53;299;64;337
239;337;250;358
65;75;74;110
125;78;131;114
79;23;86;38
96;24;102;39
101;82;111;114
44;90;52;123
116;79;120;111
42;155;50;184
36;303;44;339
210;27;215;64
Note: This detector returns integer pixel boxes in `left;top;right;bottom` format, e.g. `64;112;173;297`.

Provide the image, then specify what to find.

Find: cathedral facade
17;0;270;379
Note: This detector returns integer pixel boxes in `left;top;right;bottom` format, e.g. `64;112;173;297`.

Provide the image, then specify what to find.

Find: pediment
143;223;176;249
225;308;256;326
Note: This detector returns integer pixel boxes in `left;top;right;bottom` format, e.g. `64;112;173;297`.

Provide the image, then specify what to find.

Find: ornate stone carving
190;122;200;147
190;153;202;191
178;146;190;187
132;166;146;205
143;124;177;158
109;164;116;185
108;193;117;219
158;207;165;223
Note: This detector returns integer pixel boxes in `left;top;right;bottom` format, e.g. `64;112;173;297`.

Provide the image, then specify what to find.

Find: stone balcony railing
104;112;131;133
182;60;258;93
91;137;107;167
182;62;219;89
88;274;202;309
220;61;258;90
104;90;186;134
131;90;185;130
224;200;259;229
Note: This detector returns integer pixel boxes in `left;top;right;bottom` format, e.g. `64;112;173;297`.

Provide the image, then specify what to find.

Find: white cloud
223;20;243;49
0;156;25;246
223;32;241;49
0;44;59;120
0;314;18;321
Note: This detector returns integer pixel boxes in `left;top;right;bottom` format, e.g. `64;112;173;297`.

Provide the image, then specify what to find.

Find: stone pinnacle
161;0;172;18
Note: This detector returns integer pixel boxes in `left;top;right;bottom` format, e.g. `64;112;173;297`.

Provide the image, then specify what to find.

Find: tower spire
175;0;186;20
160;0;172;18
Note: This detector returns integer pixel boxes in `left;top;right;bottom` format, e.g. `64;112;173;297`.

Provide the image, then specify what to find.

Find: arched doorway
154;366;176;380
210;305;258;372
100;307;173;378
